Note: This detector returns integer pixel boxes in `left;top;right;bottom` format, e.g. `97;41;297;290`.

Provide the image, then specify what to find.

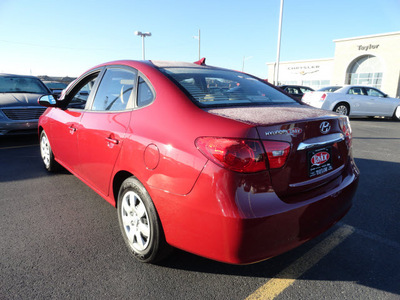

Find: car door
347;87;369;115
364;87;395;116
77;66;137;197
47;71;101;171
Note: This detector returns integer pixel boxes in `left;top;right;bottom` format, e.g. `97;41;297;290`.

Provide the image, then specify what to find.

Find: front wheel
40;130;60;172
392;106;400;121
333;103;350;116
117;177;171;263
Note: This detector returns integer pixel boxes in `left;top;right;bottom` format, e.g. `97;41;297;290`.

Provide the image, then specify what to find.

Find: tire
117;177;171;263
333;103;350;116
40;130;60;172
392;106;400;121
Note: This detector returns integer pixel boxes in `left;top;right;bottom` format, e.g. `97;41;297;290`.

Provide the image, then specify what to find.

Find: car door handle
105;136;119;145
68;125;77;134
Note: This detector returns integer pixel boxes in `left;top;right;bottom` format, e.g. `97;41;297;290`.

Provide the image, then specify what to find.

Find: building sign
288;65;320;75
357;44;379;51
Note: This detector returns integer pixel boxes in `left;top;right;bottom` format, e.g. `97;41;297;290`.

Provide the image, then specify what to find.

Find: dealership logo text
265;127;303;137
357;44;379;51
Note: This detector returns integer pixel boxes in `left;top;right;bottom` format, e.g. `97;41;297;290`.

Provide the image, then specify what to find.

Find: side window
92;68;137;111
137;76;154;107
348;87;365;95
366;88;384;97
300;87;312;93
67;75;98;109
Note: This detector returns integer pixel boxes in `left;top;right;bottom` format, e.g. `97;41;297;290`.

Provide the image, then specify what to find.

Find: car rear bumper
151;158;359;264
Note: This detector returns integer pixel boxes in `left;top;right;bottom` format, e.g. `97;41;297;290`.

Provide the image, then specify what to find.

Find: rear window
317;86;342;92
159;67;298;108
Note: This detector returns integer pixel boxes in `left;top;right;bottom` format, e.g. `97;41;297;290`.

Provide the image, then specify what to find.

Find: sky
0;0;399;79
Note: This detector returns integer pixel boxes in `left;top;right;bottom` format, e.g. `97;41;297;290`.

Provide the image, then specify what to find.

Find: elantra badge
319;121;331;134
311;152;330;166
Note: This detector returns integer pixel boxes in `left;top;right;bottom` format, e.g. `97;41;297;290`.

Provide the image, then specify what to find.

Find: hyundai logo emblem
320;121;331;134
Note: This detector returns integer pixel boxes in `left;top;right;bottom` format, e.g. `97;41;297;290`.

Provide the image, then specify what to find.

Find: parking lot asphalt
1;118;399;300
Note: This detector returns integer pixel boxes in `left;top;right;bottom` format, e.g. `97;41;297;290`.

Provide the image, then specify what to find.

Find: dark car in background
0;74;51;135
43;81;68;99
317;86;342;92
279;85;314;100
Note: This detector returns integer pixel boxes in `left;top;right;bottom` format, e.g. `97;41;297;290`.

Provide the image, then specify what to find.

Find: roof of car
149;59;223;71
150;61;204;68
279;85;312;88
0;73;40;79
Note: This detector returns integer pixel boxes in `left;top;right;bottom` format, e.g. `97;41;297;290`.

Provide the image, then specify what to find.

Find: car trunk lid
206;105;350;199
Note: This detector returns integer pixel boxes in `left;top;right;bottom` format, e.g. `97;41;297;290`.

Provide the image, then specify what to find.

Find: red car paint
38;60;359;264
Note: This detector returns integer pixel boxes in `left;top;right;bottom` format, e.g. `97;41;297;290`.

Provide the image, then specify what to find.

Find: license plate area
308;146;333;177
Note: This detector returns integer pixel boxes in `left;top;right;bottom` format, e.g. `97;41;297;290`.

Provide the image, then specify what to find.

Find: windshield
159;67;299;108
0;77;49;94
45;82;68;90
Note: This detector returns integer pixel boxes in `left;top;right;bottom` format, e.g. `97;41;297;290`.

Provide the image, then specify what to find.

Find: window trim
136;72;156;108
87;65;138;112
61;67;105;111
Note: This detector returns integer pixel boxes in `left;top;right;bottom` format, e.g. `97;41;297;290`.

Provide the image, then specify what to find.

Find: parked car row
2;71;399;137
276;84;400;120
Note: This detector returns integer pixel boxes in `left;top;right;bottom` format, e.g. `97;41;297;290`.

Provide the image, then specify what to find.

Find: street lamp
242;56;253;72
193;29;201;60
274;0;284;85
134;31;152;60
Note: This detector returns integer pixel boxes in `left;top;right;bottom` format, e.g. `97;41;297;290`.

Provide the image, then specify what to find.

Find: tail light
339;116;352;148
195;137;290;173
320;93;327;102
262;141;291;168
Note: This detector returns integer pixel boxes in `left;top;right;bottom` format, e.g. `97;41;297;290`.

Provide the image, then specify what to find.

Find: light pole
135;31;152;60
193;29;201;60
242;56;253;72
274;0;284;85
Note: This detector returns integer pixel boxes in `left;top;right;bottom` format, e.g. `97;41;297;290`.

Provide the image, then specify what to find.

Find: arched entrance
346;55;383;89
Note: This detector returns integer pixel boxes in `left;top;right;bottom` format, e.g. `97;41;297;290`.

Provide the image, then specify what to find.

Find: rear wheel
117;177;171;263
392;106;400;121
40;130;60;172
333;103;350;116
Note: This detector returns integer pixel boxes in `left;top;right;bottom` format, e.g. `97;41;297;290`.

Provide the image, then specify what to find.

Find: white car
302;85;400;120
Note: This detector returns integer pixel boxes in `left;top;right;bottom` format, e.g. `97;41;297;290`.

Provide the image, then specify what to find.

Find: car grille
1;107;46;120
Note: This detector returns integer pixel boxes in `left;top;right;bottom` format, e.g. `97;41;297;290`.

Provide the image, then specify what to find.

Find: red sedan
38;59;359;264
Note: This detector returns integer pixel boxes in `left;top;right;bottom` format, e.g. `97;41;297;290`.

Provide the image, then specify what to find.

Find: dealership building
267;31;400;98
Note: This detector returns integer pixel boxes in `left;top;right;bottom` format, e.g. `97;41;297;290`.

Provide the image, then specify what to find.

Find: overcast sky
0;0;399;79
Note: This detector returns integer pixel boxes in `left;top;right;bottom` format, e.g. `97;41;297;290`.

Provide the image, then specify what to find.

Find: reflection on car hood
0;93;41;108
206;105;338;126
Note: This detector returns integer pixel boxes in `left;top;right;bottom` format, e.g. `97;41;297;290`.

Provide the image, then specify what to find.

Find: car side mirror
38;94;58;107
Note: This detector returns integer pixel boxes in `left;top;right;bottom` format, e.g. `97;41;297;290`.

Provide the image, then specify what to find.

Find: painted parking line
246;224;355;300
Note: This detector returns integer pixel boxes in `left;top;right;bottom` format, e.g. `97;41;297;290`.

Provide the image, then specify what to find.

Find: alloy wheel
40;133;51;169
121;191;151;252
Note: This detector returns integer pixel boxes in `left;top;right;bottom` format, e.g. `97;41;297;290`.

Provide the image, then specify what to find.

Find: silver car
0;74;51;135
302;85;400;120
